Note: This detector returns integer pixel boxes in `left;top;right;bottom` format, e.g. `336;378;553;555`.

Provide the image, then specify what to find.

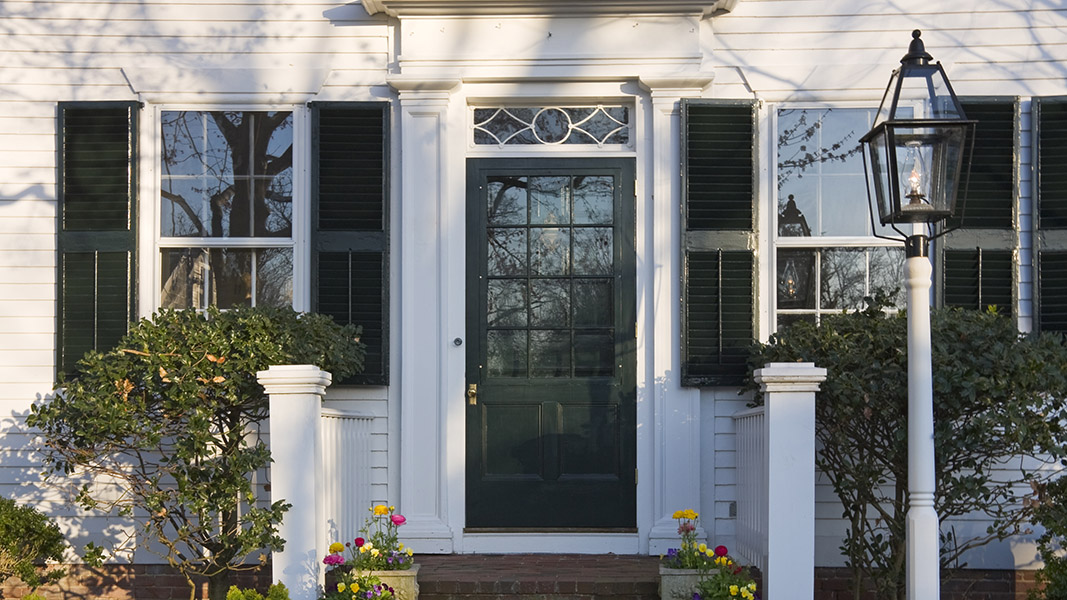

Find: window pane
160;247;292;309
573;176;613;224
161;111;293;239
777;249;816;309
488;279;528;328
529;177;570;225
820;248;867;310
530;330;570;377
573;228;612;275
530;279;569;327
488;228;527;276
487;176;528;225
487;330;528;378
256;248;293;308
869;247;906;307
530;227;570;276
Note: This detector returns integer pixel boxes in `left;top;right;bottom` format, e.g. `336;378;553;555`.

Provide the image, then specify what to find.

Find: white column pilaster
755;362;824;600
388;75;462;553
638;74;714;553
259;365;332;600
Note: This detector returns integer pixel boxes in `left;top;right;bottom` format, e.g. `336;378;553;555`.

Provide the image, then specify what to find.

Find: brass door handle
467;384;478;405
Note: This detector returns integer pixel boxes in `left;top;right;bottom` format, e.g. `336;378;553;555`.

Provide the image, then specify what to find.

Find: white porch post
259;364;332;600
638;74;714;553
388;75;462;553
755;362;825;600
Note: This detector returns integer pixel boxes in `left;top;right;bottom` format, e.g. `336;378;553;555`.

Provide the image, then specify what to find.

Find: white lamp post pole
903;234;940;600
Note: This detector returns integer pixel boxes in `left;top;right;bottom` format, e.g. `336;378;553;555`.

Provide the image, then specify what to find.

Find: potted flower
693;550;758;600
659;509;716;600
323;504;418;600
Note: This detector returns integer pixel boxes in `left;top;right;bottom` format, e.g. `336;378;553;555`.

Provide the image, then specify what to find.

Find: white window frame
140;104;311;316
769;103;906;330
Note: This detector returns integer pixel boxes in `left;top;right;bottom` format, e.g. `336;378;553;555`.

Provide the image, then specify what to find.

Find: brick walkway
416;554;661;600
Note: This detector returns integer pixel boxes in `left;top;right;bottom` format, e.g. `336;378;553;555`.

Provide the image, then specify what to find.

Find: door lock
467;384;478;405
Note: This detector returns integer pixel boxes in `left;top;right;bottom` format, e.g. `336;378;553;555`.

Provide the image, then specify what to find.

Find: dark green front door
465;158;636;529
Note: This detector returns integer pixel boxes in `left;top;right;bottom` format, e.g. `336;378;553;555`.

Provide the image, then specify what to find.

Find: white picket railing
733;405;768;575
321;407;375;545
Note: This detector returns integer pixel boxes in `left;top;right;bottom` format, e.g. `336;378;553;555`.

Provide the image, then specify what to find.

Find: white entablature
360;0;739;18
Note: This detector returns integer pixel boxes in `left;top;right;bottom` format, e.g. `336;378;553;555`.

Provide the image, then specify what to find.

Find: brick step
416;554;660;600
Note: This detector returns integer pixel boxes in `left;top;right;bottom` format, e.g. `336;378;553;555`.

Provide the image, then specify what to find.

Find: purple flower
692;594;702;600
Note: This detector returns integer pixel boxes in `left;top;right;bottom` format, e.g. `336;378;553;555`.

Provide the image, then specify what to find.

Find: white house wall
0;0;1063;571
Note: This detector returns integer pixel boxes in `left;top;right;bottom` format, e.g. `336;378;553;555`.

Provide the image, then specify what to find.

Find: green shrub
0;496;66;589
747;301;1067;599
28;307;365;600
226;581;290;600
1031;476;1067;600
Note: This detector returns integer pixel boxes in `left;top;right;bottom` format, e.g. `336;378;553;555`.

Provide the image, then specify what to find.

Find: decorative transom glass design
473;106;630;147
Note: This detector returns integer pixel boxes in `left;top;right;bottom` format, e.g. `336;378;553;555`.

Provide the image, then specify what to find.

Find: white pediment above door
360;0;739;18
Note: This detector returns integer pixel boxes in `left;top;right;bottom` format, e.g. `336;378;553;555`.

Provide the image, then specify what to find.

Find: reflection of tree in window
159;111;294;309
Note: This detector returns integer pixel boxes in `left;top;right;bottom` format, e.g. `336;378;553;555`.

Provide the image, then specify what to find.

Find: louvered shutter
311;103;390;384
56;102;138;376
1035;97;1067;334
681;100;757;386
939;99;1016;316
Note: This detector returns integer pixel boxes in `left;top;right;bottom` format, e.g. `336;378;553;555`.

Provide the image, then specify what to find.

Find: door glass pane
487;176;527;225
488;279;528;327
530;279;569;327
487;330;528;377
573;176;613;224
530;228;570;276
573;280;612;327
573;228;612;275
574;332;613;377
488;228;527;276
529;177;570;225
530;330;570;377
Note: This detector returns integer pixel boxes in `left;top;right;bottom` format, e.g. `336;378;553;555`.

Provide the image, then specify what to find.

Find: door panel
465;158;636;529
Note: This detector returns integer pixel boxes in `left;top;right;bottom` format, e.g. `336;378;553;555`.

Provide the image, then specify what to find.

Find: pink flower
391;514;407;526
678;522;695;535
714;545;728;557
323;553;344;566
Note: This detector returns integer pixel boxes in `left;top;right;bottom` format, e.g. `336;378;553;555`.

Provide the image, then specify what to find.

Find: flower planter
659;566;701;600
355;564;420;600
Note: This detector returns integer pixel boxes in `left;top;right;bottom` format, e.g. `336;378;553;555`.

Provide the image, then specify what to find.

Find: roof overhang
360;0;740;18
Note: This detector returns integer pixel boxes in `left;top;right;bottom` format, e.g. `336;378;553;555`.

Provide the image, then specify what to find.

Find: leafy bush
0;496;66;589
226;581;290;600
28;307;365;600
747;301;1067;600
1030;476;1067;600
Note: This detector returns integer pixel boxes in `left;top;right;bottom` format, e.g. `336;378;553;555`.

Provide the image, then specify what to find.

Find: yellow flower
389;505;395;511
684;509;698;519
672;510;683;519
337;583;346;593
730;585;739;596
352;584;360;592
374;505;390;516
365;542;374;550
371;548;380;557
705;549;713;557
330;542;345;553
407;548;414;556
741;591;753;600
359;546;368;554
698;543;707;553
747;583;756;591
398;543;404;551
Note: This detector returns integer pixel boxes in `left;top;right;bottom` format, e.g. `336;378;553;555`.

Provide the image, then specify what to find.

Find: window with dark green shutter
1035;97;1067;334
56;102;138;376
681;100;757;387
311;103;390;384
939;98;1018;317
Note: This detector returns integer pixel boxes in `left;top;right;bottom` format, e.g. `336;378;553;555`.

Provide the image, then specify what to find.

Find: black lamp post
860;30;975;600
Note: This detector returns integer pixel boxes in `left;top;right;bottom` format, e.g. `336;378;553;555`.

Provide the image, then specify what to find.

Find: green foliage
746;300;1067;600
0;497;66;589
27;307;365;600
226;581;290;600
1030;476;1067;600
